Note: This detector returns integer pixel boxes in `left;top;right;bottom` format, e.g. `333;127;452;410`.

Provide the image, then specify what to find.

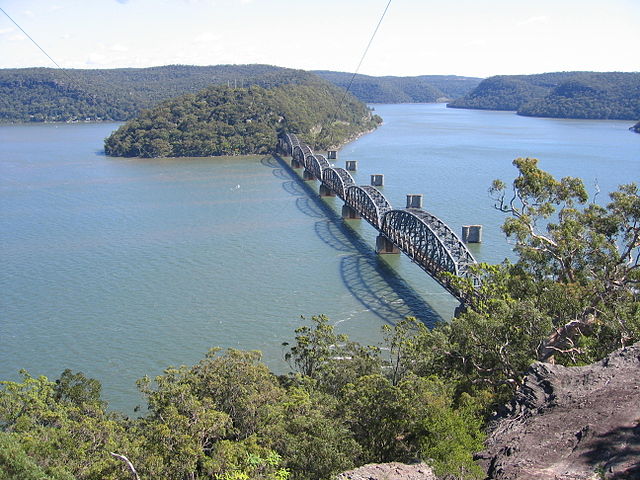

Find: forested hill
104;70;381;158
0;64;309;123
314;70;482;103
448;71;640;121
0;65;479;124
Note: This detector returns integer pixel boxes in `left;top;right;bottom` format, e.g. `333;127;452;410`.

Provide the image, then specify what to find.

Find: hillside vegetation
104;70;381;157
448;72;640;121
314;71;482;103
0;65;480;124
0;64;292;123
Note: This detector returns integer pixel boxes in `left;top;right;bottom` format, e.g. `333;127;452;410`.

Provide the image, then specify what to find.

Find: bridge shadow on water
265;155;443;327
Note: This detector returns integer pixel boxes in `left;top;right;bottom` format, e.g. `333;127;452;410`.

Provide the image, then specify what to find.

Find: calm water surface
1;104;638;412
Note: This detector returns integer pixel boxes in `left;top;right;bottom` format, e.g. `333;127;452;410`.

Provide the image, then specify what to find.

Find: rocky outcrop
335;462;437;480
478;343;640;480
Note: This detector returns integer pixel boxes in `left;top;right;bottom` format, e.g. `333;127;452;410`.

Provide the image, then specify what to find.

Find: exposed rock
478;342;640;480
335;462;437;480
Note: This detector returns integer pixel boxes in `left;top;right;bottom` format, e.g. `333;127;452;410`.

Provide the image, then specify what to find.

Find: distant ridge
0;65;481;124
0;64;295;123
313;70;482;103
448;71;640;121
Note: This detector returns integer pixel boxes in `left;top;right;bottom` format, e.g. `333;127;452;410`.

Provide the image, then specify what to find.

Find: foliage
283;315;381;394
448;72;640;120
0;371;128;480
489;158;639;362
103;74;381;157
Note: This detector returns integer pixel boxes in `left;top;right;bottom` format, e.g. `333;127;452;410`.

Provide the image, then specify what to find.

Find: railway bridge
276;133;479;303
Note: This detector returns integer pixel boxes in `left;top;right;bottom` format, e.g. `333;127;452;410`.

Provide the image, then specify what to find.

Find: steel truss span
277;133;479;303
346;185;392;229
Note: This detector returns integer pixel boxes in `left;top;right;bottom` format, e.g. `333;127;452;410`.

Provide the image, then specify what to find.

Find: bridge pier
371;174;384;186
327;150;337;161
346;160;357;171
342;204;361;220
376;234;400;254
319;184;336;197
291;158;303;169
406;194;423;209
303;169;315;181
462;225;482;243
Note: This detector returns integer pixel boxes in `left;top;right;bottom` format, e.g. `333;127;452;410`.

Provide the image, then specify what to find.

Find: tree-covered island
104;70;381;158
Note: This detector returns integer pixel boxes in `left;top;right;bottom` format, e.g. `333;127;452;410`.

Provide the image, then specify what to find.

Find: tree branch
111;452;141;480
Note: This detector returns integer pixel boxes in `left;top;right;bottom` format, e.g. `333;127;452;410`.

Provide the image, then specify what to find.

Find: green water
1;104;638;412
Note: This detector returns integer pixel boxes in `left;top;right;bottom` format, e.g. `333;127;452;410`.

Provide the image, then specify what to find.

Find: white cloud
193;32;222;44
60;33;72;40
110;43;129;52
182;0;217;5
86;52;107;65
517;16;549;27
8;34;27;42
465;39;487;47
0;28;14;35
22;10;35;17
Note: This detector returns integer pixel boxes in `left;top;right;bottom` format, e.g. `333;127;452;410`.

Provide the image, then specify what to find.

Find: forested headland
2;161;638;480
103;70;381;157
448;71;640;121
0;65;479;124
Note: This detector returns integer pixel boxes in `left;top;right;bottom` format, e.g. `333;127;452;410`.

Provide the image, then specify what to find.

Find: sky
1;0;638;78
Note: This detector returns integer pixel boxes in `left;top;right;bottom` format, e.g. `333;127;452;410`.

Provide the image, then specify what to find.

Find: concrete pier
376;234;400;254
346;160;357;171
371;174;384;186
462;225;482;243
342;204;361;220
291;158;302;169
303;169;315;181
319;184;336;197
406;194;423;209
327;150;337;160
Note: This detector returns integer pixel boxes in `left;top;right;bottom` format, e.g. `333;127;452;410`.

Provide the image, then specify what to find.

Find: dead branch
110;452;141;480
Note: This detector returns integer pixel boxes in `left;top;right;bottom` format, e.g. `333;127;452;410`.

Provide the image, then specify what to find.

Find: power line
334;0;392;117
0;6;81;90
0;7;159;157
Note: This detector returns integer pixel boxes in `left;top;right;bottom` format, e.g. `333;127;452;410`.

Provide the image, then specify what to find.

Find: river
1;104;638;412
